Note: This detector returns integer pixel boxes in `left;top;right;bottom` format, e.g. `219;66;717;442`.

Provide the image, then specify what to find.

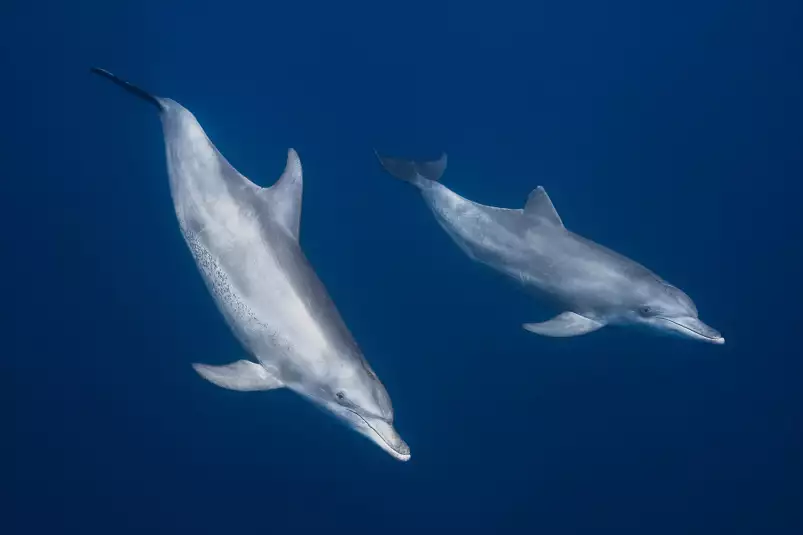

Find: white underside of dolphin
93;68;411;461
375;151;724;345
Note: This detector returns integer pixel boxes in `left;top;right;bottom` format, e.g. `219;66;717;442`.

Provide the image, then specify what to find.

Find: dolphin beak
657;316;725;344
361;416;411;461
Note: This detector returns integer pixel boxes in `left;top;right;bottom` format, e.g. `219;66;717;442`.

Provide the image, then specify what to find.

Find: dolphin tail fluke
374;151;447;187
90;67;164;112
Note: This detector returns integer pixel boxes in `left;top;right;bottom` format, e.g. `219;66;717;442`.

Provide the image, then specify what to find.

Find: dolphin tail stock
374;150;448;188
90;67;164;112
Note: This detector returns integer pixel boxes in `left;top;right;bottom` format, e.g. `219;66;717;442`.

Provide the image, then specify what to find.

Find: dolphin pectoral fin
523;312;604;337
192;360;283;391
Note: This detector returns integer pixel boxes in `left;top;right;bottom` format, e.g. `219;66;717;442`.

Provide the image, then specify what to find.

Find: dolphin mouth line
346;408;409;459
659;317;722;341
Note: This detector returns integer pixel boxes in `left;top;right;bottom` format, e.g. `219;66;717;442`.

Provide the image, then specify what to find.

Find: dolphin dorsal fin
524;186;564;227
260;149;303;240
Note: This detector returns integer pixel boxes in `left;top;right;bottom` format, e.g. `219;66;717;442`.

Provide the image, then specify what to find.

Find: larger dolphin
375;152;723;344
92;68;410;461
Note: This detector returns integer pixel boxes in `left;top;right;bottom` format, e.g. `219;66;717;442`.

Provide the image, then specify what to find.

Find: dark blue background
4;1;801;533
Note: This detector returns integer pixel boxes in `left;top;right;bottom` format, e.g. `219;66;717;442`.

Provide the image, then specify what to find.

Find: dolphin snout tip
370;418;411;461
394;440;411;461
705;326;724;345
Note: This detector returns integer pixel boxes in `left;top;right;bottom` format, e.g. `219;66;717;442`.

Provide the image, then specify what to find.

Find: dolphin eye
335;391;355;408
639;306;654;316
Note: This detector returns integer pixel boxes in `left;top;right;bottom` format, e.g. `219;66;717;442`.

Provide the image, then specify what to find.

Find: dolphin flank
375;151;724;345
93;68;410;460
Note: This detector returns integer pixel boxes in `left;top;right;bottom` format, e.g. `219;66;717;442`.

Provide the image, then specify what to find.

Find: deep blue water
4;1;802;533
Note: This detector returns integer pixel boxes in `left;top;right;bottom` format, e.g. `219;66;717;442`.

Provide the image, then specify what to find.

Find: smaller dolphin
92;67;410;460
375;152;724;344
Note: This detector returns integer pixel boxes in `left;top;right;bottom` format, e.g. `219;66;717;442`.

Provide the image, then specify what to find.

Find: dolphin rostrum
92;68;410;460
375;152;724;344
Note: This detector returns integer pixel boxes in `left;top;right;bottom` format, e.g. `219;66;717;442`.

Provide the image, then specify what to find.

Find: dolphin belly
180;206;344;383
